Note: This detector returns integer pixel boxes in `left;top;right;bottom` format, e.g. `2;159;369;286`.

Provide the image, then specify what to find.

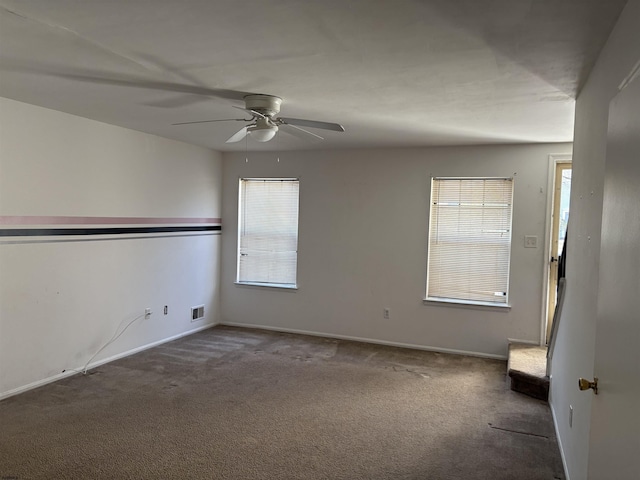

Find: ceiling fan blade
232;105;267;119
3;62;254;101
279;124;324;143
65;73;252;101
225;126;249;143
172;118;248;126
278;117;345;132
144;94;209;108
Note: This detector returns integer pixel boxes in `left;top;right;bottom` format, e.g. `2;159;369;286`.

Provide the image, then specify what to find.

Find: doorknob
578;377;598;394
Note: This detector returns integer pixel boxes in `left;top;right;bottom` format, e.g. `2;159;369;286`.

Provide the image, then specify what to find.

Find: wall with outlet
0;98;222;399
221;143;571;358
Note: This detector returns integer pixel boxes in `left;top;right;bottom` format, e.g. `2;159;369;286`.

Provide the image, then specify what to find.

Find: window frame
235;177;300;290
425;176;514;309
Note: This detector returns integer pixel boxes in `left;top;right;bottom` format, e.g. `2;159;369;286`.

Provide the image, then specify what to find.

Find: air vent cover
191;305;204;322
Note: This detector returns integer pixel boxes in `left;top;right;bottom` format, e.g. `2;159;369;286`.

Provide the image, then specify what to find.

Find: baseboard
0;322;216;401
550;401;571;480
507;337;542;346
220;322;507;360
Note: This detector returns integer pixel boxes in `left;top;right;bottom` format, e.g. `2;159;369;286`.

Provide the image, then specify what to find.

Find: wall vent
191;305;204;322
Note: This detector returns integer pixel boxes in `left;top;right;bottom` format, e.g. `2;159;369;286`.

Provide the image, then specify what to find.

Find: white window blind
427;178;513;305
237;178;299;287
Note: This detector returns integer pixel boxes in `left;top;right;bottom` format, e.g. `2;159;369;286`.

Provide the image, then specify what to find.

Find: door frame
540;153;572;345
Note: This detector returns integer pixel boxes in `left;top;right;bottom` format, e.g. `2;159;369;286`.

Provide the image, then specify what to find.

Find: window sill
235;281;298;291
423;297;511;311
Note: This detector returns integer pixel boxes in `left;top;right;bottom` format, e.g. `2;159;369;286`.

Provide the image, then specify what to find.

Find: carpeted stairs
507;343;550;401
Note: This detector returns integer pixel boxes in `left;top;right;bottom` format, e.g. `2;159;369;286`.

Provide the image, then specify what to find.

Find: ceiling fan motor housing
244;94;282;117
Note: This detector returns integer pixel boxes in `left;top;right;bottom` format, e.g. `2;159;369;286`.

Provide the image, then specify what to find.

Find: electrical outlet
383;308;390;320
145;308;152;318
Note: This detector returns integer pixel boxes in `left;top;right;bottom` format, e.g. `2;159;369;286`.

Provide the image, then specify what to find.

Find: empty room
1;1;638;479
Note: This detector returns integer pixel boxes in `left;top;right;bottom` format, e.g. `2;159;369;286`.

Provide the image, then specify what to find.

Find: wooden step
507;343;549;401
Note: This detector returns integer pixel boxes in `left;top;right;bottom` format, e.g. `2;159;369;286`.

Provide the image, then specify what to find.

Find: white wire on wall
63;313;146;375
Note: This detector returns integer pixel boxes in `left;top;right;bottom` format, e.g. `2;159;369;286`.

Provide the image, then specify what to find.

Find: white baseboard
220;322;507;360
0;323;216;401
550;401;571;480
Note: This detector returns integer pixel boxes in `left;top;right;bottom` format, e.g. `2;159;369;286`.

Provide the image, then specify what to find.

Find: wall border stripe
0;225;221;237
0;216;221;225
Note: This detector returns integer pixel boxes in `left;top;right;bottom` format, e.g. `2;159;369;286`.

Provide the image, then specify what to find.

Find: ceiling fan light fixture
172;93;343;144
248;124;278;142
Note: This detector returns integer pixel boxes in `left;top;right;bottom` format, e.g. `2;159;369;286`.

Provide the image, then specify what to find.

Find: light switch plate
524;235;538;248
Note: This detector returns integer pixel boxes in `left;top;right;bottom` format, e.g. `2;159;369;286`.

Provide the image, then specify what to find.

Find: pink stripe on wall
0;216;222;225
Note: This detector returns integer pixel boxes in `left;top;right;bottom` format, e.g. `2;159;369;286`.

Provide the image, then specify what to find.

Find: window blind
427;178;513;305
237;178;299;287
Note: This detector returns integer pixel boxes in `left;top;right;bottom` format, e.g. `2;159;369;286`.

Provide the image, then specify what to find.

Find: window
426;177;513;306
237;178;299;288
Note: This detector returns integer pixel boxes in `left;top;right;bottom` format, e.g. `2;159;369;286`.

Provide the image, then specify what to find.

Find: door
546;162;571;343
587;73;640;478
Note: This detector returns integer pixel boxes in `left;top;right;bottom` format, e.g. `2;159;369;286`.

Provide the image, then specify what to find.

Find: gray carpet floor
0;326;565;479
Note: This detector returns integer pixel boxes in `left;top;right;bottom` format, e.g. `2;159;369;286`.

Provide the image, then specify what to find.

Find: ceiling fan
172;94;345;143
3;61;344;143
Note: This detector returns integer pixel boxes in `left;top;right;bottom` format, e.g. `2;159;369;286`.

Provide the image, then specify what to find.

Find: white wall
221;143;571;358
549;1;640;479
0;98;222;398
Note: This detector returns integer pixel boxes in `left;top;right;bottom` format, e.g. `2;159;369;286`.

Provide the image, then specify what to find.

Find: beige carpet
0;326;564;479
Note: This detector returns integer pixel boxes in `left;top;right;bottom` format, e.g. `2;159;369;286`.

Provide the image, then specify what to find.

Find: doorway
546;161;572;343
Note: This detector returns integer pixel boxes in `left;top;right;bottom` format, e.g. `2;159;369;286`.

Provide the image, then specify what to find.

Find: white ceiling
0;0;627;151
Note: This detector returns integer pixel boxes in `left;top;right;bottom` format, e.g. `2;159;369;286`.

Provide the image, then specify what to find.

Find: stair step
507;343;549;401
